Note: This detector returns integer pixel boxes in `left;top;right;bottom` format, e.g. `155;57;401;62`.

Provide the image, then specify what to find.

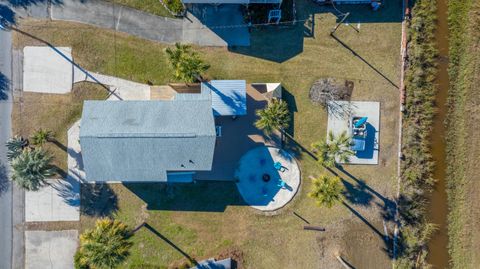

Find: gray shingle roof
80;100;216;182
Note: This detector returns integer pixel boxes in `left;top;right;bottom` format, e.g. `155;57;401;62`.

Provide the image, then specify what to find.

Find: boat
351;116;368;152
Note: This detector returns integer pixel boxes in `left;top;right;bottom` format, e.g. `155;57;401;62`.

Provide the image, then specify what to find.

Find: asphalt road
0;27;13;269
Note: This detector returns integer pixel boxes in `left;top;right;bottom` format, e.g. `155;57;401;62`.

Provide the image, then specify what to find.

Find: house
79;100;216;183
79;80;247;183
182;0;280;4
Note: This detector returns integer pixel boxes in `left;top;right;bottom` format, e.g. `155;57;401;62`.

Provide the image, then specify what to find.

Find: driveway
51;0;183;44
25;178;80;222
23;46;74;93
25;230;78;269
183;4;250;46
5;0;249;46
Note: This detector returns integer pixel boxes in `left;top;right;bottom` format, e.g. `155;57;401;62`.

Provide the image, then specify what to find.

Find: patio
195;84;280;181
235;146;300;211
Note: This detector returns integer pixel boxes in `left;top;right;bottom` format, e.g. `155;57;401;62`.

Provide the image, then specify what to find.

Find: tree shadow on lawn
283;87;298;138
326;166;396;258
80;183;118;217
228;0;402;63
125;181;246;212
142;223;199;265
338;167;396;222
0;162;10;197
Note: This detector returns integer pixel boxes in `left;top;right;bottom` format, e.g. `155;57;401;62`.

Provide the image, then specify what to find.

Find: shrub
163;0;184;14
77;219;133;269
11;148;54;191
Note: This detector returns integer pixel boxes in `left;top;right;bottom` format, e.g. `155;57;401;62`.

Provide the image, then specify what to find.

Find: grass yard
13;1;402;267
105;0;174;18
445;0;480;267
11;83;108;175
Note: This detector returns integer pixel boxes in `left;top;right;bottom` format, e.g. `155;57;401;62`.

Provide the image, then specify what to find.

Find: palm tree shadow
338;167;396;222
50;138;67;152
283;133;318;161
0;72;10;101
0;4;16;26
341;178;373;206
0;163;11;197
342;201;393;258
80;183;118;217
143;223;198;265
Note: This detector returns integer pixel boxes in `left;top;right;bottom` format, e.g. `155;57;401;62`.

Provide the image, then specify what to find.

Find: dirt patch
315;218;391;269
217;247;244;269
309;78;354;108
25;221;80;231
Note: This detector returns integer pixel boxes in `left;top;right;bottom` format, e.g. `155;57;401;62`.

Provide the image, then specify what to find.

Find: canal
426;0;450;267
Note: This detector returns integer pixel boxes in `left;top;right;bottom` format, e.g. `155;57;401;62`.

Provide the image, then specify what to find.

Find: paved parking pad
25;178;80;222
23;46;74;94
25;230;78;269
327;101;380;165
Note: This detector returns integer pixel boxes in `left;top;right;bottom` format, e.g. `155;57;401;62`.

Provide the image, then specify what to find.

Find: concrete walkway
3;0;250;46
74;69;150;100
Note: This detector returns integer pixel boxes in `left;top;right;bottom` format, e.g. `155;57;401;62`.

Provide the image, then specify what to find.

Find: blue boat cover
354;117;368;128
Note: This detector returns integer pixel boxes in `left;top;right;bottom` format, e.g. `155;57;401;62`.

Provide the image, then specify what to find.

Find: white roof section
202;80;247;116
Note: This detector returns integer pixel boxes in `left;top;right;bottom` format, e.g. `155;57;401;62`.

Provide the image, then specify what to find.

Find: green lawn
11;83;108;175
105;0;174;18
14;1;402;267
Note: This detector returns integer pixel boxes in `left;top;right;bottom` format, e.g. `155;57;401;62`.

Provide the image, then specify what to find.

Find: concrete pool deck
327;101;380;165
235;146;300;211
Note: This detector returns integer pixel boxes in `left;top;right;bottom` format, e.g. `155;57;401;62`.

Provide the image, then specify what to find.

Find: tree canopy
76;219;133;269
308;174;344;208
255;99;290;135
311;131;354;168
165;43;210;83
11;147;54;191
6;136;27;161
31;129;53;146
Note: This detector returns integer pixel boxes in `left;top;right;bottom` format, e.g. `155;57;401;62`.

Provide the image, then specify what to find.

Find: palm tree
76;219;133;269
255;99;290;135
10;147;54;191
311;131;354;168
308;174;344;208
6;136;28;161
165;43;209;83
31;129;52;146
